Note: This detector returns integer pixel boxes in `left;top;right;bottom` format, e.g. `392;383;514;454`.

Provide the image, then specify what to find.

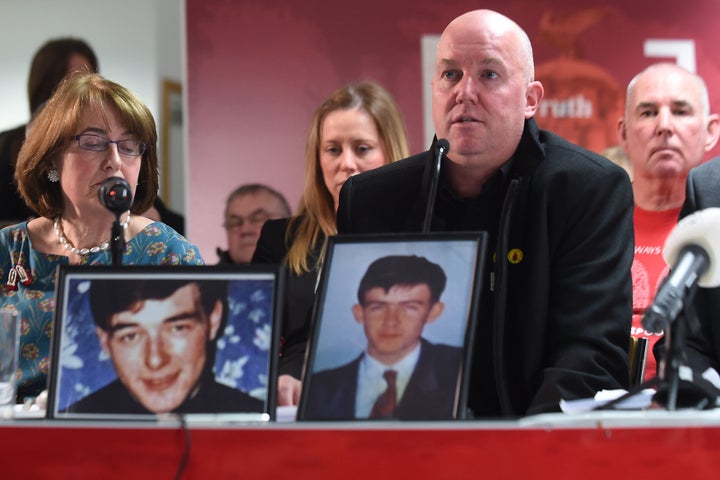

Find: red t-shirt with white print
631;206;681;381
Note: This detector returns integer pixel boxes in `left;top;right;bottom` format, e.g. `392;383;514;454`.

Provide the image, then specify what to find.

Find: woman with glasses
0;72;203;404
252;81;410;407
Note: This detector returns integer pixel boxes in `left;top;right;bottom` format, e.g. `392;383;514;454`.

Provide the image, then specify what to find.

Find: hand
35;390;48;409
277;374;302;406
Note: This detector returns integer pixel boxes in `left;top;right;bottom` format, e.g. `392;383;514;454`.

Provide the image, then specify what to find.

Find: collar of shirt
354;343;422;418
434;156;515;231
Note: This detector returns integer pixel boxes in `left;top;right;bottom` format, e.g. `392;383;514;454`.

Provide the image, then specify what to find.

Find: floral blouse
0;221;204;402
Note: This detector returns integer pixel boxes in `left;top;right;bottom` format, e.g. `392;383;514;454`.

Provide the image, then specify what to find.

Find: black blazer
252;217;320;378
303;338;462;420
0;125;35;223
337;119;634;416
675;157;720;374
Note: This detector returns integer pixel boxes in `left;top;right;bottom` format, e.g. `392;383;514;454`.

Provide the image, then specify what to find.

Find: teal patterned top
0;221;204;402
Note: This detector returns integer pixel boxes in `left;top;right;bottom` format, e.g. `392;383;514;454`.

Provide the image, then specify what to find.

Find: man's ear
425;301;445;325
524;81;544;119
704;113;720;152
96;327;110;355
617;117;628;148
352;304;365;325
208;300;223;340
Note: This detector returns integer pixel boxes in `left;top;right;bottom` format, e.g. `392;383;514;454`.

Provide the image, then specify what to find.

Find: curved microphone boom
98;177;133;215
422;139;450;233
642;208;720;333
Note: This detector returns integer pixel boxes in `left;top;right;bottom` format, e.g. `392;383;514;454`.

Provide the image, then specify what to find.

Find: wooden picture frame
160;79;182;206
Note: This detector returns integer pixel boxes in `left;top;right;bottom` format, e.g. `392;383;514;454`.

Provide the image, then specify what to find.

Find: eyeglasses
223;211;272;230
73;133;147;156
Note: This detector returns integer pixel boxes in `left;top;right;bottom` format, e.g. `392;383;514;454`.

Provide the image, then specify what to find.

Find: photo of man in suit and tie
302;254;464;420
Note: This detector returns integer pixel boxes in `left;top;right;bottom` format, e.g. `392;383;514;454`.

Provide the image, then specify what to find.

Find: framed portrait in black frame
47;265;283;421
298;232;487;421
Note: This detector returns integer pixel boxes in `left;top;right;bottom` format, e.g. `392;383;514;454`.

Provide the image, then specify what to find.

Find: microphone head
436;138;450;154
663;207;720;287
98;177;133;215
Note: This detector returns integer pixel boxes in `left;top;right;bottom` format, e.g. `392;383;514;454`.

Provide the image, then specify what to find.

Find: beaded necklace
53;212;131;255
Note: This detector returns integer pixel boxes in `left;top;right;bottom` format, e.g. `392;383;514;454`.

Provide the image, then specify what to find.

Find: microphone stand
422;141;449;233
109;213;126;267
652;300;719;410
597;285;719;412
662;311;688;410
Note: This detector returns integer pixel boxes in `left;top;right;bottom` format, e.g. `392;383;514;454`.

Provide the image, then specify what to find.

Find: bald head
625;63;710;118
431;9;543;188
439;9;535;83
618;62;720;206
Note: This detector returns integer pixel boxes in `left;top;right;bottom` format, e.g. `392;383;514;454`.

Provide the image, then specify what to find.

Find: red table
3;411;720;479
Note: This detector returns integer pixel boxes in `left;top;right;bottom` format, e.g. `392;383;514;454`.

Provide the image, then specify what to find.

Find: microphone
98;177;133;267
98;177;133;215
422;138;450;233
642;208;720;333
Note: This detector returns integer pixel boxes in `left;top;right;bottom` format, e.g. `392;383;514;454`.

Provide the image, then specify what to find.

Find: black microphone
642;208;720;333
422;138;450;233
642;245;709;334
98;177;132;267
98;177;133;215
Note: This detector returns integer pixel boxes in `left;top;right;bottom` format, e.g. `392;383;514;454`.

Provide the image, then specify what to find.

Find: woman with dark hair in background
0;37;99;226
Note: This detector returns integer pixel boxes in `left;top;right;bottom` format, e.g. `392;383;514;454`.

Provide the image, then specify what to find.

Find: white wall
0;0;185;212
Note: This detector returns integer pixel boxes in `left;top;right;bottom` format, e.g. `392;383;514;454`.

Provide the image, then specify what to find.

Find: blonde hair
286;81;410;274
15;71;158;219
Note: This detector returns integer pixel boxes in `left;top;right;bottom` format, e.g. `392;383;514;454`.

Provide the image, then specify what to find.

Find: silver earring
47;169;59;183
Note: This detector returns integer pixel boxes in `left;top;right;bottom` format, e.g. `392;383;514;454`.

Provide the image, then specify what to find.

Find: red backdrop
186;0;720;260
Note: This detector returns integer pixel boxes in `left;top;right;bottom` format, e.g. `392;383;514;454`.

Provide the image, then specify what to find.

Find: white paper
560;389;655;414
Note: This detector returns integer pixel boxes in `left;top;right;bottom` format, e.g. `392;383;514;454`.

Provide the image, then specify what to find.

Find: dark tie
370;369;397;419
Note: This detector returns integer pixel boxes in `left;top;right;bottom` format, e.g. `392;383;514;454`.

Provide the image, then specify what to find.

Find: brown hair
286;81;410;274
15;72;158;218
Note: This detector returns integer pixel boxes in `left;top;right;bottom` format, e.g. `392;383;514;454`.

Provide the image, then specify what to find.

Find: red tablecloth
3;413;719;479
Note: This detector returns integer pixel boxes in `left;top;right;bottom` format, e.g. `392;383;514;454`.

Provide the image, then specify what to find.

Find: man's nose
455;75;479;105
655;107;674;135
238;219;255;233
384;303;401;323
144;334;169;370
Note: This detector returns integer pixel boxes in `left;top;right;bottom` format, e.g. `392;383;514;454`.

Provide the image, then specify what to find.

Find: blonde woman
252;81;410;406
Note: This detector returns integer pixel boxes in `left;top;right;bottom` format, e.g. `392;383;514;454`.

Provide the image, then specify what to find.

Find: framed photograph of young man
298;232;487;421
47;265;283;421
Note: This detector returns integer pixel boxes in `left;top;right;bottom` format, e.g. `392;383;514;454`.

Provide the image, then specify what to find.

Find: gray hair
625;63;710;118
224;183;291;218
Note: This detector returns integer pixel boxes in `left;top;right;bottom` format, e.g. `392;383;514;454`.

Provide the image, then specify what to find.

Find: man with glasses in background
216;184;291;264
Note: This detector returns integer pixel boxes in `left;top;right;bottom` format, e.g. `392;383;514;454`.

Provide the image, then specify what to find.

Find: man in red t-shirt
618;63;720;381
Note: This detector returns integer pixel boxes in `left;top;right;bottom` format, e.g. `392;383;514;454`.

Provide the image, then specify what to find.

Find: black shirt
0;125;35;224
433;159;513;417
